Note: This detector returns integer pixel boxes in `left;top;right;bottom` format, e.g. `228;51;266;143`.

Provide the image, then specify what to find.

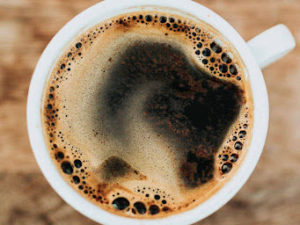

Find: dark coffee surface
102;41;244;187
42;11;253;218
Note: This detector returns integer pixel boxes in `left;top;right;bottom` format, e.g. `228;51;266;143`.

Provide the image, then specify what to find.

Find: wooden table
0;0;299;224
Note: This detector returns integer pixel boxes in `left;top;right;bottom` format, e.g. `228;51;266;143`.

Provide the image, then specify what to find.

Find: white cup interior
27;0;269;224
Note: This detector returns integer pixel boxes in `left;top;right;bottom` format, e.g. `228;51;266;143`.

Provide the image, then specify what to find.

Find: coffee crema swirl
42;10;253;218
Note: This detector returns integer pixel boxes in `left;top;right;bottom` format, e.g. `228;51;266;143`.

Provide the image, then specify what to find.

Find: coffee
43;10;252;218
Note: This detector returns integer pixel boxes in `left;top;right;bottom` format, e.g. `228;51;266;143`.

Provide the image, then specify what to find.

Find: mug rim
27;0;269;224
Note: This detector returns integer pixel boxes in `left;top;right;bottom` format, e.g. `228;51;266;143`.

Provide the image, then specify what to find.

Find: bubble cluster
42;11;252;219
217;109;250;175
107;187;175;216
44;90;99;203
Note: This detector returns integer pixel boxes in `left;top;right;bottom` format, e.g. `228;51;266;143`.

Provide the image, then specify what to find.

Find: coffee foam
42;11;253;218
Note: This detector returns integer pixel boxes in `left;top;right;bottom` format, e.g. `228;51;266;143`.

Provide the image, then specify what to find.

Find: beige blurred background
0;0;299;224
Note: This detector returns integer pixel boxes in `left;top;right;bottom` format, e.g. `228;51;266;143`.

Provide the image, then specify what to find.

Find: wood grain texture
0;0;299;224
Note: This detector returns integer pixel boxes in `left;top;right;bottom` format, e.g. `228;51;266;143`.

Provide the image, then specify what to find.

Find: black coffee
42;11;252;218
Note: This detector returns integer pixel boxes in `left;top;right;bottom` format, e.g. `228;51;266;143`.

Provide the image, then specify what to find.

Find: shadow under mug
27;0;296;224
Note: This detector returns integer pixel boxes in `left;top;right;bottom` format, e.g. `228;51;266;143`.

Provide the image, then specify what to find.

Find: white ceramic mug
27;0;296;224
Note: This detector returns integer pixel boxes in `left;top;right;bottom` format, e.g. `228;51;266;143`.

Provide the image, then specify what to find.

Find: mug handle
247;24;296;69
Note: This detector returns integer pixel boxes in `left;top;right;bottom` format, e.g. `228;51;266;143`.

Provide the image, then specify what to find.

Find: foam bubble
75;42;82;49
74;159;82;168
61;161;73;174
133;202;147;214
149;205;160;215
234;141;243;150
73;176;80;184
112;197;130;210
221;162;232;174
238;130;247;138
230;153;239;162
56;151;64;159
202;48;211;57
210;41;222;53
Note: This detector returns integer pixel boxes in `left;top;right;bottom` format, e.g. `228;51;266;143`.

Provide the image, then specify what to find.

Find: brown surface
0;0;299;224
